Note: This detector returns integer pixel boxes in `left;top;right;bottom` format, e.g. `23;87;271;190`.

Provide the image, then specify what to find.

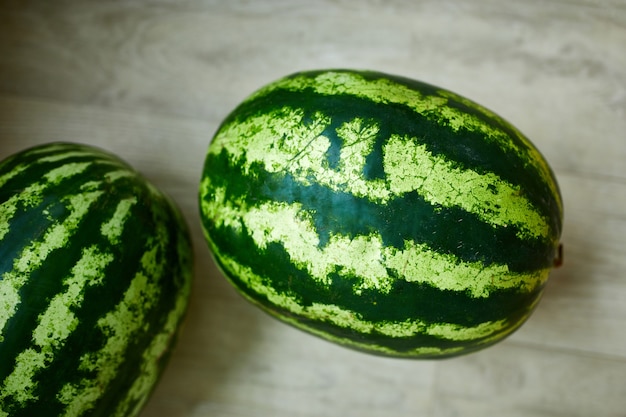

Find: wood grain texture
1;1;625;416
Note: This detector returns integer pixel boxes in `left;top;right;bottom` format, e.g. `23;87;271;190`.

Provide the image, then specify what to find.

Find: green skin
0;143;193;417
199;69;563;358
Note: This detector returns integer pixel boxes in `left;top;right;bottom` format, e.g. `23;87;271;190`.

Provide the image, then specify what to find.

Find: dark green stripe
35;195;182;417
205;214;542;335
0;172;122;396
0;199;79;383
220;85;561;241
203;149;556;273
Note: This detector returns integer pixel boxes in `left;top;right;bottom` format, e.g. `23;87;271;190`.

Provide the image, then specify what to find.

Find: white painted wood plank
433;343;626;417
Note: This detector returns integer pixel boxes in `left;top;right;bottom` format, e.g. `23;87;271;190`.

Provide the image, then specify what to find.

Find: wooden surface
1;1;626;416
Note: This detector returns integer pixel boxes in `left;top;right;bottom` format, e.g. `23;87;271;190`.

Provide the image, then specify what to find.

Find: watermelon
199;69;563;359
0;142;193;416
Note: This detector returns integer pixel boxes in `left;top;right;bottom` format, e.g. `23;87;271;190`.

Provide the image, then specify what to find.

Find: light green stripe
112;217;192;417
384;134;549;239
212;248;520;349
26;146;121;168
111;297;187;417
0;154;130;344
112;259;191;417
0;246;113;405
383;240;549;296
43;162;92;185
0;160;100;242
0;182;49;241
0;194;25;241
104;169;136;183
0;163;28;188
38;150;102;164
202;181;548;298
278;301;532;357
0;191;103;342
211;108;549;240
101;197;137;244
1;146;129;188
245;70;562;214
57;235;166;417
211;108;387;199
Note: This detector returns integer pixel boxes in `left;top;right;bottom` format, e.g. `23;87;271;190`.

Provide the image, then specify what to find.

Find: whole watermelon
0;142;193;416
199;69;563;358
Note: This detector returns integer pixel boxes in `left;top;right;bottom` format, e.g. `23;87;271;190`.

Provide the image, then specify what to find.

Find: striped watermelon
0;142;193;416
199;69;563;358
